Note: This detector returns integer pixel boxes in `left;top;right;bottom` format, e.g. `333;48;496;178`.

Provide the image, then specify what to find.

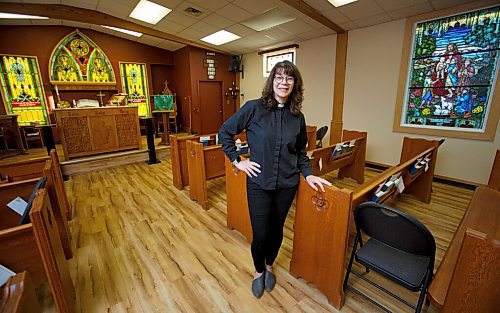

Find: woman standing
218;61;331;299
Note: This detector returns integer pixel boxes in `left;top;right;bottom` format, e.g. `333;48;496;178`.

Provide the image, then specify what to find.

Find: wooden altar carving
54;106;141;159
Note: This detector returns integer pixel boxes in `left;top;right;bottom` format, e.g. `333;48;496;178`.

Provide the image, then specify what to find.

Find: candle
55;85;59;96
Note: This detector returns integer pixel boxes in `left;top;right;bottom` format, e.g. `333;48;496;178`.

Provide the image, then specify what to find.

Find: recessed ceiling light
327;0;358;7
129;0;171;25
101;25;143;37
201;30;241;46
241;8;295;32
0;12;49;19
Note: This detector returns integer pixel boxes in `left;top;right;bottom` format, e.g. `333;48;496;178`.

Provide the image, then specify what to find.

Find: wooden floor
37;158;474;313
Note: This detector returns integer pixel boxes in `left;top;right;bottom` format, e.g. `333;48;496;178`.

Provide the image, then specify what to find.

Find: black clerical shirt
219;98;312;190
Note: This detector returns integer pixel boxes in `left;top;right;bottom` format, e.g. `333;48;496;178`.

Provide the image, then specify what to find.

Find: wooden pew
306;125;317;151
186;139;226;210
0;156;48;182
50;149;72;220
0;188;75;313
224;130;367;243
290;137;441;309
487;149;500;191
428;186;500;311
309;130;366;183
0;271;42;313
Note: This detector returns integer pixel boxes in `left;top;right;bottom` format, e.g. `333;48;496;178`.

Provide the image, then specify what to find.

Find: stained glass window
49;30;115;84
119;62;150;117
402;5;499;132
0;55;49;125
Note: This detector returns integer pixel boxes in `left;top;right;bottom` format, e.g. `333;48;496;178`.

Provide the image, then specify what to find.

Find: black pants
246;179;298;273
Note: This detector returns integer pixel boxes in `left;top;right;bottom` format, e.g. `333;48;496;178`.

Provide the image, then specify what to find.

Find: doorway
199;81;223;134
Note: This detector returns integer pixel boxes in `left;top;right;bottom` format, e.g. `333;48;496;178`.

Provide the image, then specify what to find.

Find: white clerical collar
278;103;285;108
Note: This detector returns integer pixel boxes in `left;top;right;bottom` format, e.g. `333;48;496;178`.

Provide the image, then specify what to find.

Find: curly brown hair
261;60;304;115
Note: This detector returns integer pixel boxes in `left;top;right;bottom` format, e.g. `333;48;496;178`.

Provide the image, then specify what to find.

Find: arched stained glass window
49;30;116;84
0;55;49;125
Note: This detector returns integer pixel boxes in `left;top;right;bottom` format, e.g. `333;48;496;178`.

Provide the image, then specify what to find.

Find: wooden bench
290;136;441;309
487;149;499;191
224;130;370;243
309;130;366;183
428;186;500;312
0;188;75;313
0;271;42;313
1;156;72;260
0;156;48;182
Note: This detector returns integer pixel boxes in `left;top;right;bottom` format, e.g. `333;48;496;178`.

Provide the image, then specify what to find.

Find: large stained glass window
400;5;499;136
49;30;116;84
119;62;150;117
0;55;49;125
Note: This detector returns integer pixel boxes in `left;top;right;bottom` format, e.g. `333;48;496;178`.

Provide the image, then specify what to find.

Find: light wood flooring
38;157;474;313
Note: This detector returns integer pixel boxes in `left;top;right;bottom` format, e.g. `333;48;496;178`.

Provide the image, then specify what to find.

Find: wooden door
199;81;223;134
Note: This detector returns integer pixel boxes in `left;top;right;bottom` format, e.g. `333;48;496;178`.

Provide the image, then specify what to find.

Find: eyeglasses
274;75;295;84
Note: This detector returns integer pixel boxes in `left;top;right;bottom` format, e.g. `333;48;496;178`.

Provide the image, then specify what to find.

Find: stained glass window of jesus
0;55;49;126
119;63;150;117
402;5;499;132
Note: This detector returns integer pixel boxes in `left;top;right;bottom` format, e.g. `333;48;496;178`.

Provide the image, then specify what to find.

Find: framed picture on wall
393;3;499;140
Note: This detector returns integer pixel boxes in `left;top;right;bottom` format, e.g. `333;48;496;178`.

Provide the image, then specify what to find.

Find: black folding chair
316;126;328;148
343;202;435;313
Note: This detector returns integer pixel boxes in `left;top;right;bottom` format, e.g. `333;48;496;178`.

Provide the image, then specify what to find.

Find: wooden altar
54;106;141;160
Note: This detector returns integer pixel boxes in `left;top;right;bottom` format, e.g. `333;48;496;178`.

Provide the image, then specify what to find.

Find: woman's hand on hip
305;175;332;192
236;159;261;177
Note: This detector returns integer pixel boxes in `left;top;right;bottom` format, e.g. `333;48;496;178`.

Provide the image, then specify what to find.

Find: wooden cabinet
54;107;141;160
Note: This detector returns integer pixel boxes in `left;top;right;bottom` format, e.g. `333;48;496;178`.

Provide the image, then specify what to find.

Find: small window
262;47;296;77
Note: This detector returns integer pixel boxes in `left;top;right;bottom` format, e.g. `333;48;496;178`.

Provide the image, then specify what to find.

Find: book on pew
332;143;343;156
7;197;28;216
0;264;15;287
409;157;424;175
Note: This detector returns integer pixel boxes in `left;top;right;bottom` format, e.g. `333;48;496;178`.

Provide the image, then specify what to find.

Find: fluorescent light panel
101;25;143;37
0;12;49;19
129;0;171;25
241;8;295;32
201;30;240;46
327;0;358;7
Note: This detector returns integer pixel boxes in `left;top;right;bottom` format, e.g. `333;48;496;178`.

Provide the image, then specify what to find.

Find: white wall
240;35;337;145
239;20;499;184
344;19;499;184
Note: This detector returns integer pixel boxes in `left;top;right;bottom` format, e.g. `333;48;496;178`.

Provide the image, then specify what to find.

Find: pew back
0;178;39;229
0;156;48;182
0;271;42;313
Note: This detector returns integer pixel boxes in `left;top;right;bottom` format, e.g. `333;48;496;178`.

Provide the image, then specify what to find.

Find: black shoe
264;269;276;292
252;274;265;299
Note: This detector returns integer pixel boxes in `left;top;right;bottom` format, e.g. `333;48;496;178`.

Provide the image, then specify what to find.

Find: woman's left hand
305;175;332;192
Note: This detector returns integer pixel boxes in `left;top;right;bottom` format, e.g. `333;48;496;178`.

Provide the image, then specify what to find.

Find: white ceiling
0;0;481;54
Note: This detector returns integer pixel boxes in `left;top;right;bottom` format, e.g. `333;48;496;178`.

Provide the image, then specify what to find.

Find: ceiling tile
202;13;234;29
322;8;350;24
300;15;328;29
388;2;434;20
337;0;384;20
296;29;327;41
353;13;392;28
261;27;296;41
156;39;186;51
97;1;131;19
245;33;278;45
189;21;219;35
232;0;276;15
303;0;340;12
277;19;314;34
177;27;206;41
375;0;428;12
217;3;253;23
154;19;187;34
430;0;477;11
163;11;198;27
188;0;229;11
112;30;140;41
154;0;184;10
136;34;165;46
338;20;358;31
61;0;99;10
225;23;257;37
